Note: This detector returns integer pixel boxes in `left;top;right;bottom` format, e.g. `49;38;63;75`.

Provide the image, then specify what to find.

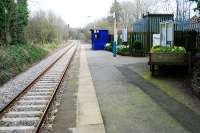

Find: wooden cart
149;52;191;75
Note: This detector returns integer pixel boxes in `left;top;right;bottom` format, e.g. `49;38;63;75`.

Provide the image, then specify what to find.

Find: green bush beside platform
0;43;59;85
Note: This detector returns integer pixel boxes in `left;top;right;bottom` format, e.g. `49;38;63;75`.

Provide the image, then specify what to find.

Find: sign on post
153;34;160;46
160;21;174;46
122;27;128;43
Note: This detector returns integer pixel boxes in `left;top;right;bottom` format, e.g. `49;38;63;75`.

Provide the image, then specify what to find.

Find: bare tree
25;10;69;44
120;1;136;28
134;0;146;19
120;0;158;27
131;0;159;19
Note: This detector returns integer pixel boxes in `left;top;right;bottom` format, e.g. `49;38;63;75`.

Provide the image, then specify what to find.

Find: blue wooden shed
91;29;109;50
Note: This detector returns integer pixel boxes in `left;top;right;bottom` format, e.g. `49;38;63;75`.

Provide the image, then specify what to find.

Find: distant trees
110;0;122;24
108;0;154;29
120;1;139;28
25;10;69;44
0;1;69;45
15;0;29;44
198;0;200;8
82;0;168;42
134;0;146;19
0;0;28;45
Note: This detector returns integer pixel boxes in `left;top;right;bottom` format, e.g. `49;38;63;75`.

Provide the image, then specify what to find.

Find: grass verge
0;43;59;85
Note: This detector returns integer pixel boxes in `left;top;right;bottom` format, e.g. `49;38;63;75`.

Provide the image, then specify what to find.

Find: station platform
53;44;200;133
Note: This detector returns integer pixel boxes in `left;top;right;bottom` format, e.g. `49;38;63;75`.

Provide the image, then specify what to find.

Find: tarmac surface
85;45;200;133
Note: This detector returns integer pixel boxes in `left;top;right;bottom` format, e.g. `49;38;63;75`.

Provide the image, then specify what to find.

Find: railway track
0;42;78;133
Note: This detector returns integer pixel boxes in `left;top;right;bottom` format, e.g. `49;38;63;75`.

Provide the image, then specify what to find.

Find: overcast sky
28;0;197;28
28;0;126;28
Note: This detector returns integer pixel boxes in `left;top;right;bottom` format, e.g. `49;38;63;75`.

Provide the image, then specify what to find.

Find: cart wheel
150;65;155;76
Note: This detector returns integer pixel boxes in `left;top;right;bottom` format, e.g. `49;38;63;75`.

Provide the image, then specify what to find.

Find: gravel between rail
0;41;73;111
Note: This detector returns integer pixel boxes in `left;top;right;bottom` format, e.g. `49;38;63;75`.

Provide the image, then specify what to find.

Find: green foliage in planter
151;45;186;54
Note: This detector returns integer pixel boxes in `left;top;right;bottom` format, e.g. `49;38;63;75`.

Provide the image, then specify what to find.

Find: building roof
142;13;174;18
90;29;108;31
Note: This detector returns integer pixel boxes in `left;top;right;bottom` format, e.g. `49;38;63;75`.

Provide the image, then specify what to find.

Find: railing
133;19;200;33
133;16;173;33
174;20;200;33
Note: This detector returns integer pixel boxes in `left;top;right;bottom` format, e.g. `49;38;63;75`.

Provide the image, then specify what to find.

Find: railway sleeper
0;126;35;133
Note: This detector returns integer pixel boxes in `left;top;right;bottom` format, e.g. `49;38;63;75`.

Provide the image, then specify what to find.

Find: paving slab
76;45;106;133
75;124;106;133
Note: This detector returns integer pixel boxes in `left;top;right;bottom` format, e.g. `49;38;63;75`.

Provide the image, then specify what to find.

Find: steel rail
0;42;74;117
34;44;78;133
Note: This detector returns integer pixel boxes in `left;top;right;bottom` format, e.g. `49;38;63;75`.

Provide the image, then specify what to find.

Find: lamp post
113;12;117;57
87;16;96;30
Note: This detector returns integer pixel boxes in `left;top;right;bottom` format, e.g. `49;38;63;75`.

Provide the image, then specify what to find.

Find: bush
105;43;130;56
117;45;130;56
0;43;59;85
129;41;144;56
133;41;142;50
105;43;112;51
151;45;186;54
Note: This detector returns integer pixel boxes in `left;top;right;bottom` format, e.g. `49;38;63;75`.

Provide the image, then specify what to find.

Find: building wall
133;14;174;53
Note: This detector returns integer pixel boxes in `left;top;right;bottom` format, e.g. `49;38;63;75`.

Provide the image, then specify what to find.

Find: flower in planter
151;45;186;54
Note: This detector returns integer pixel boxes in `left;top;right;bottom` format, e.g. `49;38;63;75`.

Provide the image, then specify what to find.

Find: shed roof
142;13;174;18
90;29;108;31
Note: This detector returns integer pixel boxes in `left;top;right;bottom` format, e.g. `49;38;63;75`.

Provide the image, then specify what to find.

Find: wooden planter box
149;53;187;65
149;52;191;75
